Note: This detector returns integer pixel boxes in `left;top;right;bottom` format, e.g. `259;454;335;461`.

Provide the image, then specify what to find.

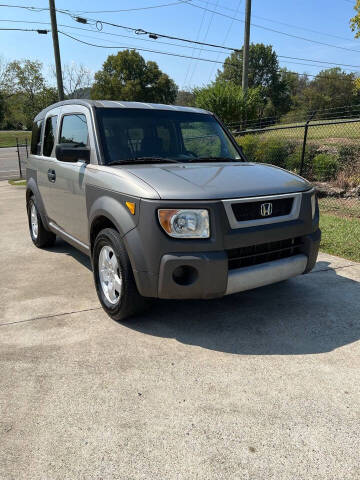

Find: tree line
1;43;360;130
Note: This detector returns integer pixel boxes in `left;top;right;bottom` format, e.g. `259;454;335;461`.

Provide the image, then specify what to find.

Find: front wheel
93;228;149;321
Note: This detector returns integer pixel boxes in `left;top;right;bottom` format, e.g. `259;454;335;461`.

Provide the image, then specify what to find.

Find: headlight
311;191;317;218
158;209;210;238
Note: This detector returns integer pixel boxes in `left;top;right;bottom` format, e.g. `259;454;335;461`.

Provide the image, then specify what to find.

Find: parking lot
1;180;359;479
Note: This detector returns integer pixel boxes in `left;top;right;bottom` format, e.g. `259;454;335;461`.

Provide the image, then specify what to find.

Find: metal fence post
300;111;316;176
25;137;29;158
16;137;22;179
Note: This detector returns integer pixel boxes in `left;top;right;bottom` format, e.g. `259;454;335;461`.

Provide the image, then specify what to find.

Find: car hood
115;162;311;200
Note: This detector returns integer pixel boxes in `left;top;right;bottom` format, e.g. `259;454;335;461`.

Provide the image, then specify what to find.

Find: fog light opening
172;265;198;286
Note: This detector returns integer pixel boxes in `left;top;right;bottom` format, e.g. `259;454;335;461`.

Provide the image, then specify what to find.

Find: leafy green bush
237;134;260;162
285;143;320;175
255;137;294;168
312;153;339;181
194;81;262;125
285;150;302;172
338;144;360;165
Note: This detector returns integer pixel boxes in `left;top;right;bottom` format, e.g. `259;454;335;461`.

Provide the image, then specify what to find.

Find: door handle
47;169;56;183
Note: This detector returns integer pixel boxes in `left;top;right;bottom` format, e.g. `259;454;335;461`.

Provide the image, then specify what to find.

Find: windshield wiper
186;156;240;163
107;157;180;166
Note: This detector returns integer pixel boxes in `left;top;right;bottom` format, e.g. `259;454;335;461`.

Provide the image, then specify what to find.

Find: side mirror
55;144;90;163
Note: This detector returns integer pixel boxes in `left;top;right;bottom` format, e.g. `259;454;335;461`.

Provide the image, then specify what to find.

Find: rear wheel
27;196;56;248
93;228;149;321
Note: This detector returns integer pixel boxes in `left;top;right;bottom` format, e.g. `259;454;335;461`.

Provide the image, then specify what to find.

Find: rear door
45;105;93;244
36;107;61;219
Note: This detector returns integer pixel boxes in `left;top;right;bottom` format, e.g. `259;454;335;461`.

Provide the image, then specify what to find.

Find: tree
91;49;177;103
175;89;196;106
296;68;358;114
350;1;360;37
193;81;262;125
0;93;4;127
1;60;57;128
0;57;7;127
216;43;291;118
53;62;92;99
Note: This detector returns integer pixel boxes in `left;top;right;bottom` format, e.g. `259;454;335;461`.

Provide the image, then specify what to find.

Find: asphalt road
1;181;359;480
0;147;22;180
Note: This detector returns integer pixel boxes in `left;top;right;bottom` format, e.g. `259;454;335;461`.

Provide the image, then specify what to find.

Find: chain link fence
231;118;360;218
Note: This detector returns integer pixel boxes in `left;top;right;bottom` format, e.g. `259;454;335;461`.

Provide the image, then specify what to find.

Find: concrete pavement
0;147;21;180
1;181;359;479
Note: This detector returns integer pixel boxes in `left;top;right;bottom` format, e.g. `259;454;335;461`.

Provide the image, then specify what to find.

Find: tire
93;228;149;321
27;196;56;248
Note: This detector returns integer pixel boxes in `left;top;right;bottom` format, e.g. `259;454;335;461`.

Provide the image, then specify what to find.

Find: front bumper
122;190;320;299
156;230;320;299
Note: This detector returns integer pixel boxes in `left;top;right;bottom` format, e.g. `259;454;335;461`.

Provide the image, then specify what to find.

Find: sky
0;0;359;90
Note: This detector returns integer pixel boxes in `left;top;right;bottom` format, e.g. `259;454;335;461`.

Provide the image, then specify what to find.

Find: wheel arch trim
26;177;50;230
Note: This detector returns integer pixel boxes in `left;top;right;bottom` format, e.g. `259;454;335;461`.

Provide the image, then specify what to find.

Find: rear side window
60;114;88;146
30;120;43;155
43;116;58;157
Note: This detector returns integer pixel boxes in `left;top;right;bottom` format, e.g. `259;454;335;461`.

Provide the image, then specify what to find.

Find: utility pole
242;0;252;94
49;0;64;101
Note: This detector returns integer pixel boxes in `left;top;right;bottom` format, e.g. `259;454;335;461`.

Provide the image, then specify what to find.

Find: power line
58;30;239;64
0;27;48;32
56;6;360;59
73;1;189;14
2;15;360;73
57;31;360;74
183;0;209;87
278;55;360;69
192;0;357;43
3;3;360;61
208;0;242;82
59;15;360;69
91;21;241;52
0;19;232;53
1;0;356;46
0;3;49;11
3;1;360;55
58;30;360;81
188;0;219;86
279;59;360;74
184;1;360;55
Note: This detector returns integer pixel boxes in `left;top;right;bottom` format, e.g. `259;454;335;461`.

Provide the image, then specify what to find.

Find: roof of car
34;99;209;120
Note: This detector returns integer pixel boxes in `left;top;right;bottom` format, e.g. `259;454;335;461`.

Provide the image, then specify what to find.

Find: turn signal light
126;201;136;215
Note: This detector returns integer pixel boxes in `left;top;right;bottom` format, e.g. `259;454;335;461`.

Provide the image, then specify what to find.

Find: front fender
86;184;140;243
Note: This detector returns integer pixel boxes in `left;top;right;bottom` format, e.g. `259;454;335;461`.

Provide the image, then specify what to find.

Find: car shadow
125;261;360;356
45;238;92;271
46;239;360;356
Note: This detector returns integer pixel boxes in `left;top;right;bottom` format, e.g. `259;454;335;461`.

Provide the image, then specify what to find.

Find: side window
156;123;177;154
181;121;222;157
127;127;144;154
60;114;88;146
30;120;43;155
43;116;58;157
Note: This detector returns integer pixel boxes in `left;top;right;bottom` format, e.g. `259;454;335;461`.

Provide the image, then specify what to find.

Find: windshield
96;108;241;164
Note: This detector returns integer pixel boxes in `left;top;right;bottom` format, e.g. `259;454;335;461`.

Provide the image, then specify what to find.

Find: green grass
0;130;31;148
244;119;360;144
8;179;26;186
320;213;360;262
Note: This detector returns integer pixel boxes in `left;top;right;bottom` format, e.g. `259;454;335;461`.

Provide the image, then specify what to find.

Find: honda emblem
260;202;273;217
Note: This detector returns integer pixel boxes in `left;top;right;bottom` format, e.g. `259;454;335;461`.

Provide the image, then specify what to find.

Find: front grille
227;237;303;270
231;197;294;222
